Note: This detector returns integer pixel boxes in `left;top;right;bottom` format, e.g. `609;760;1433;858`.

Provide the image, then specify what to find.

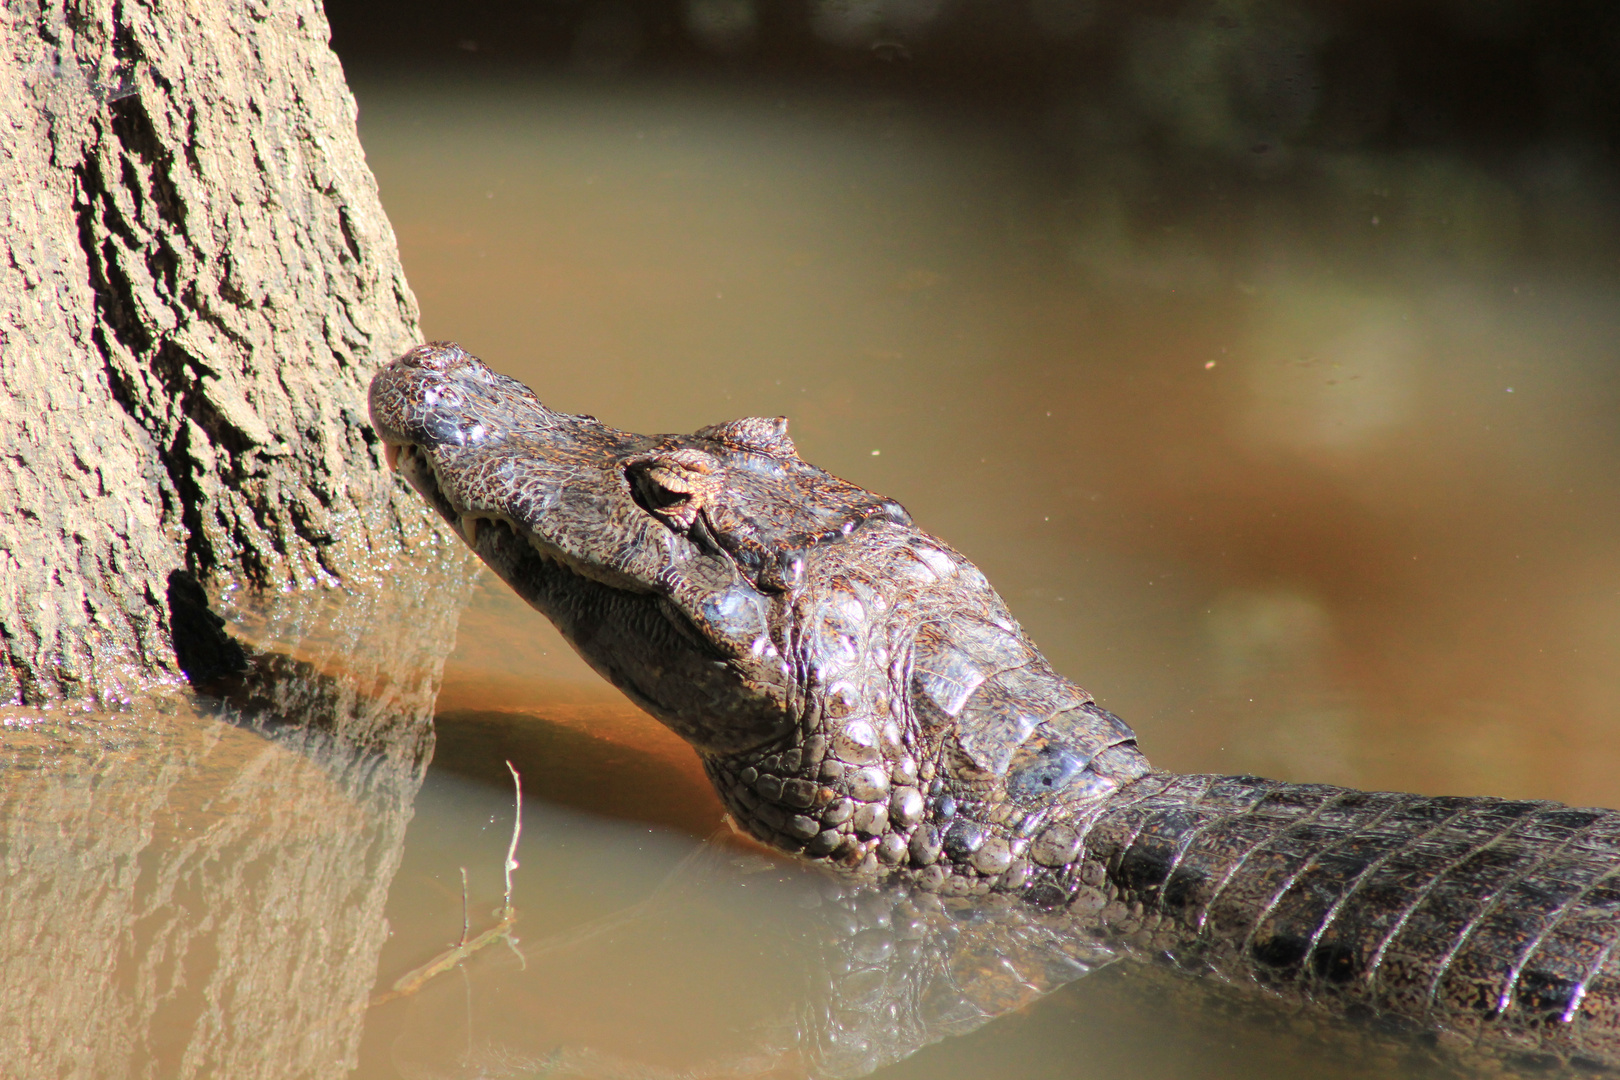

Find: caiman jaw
381;439;505;557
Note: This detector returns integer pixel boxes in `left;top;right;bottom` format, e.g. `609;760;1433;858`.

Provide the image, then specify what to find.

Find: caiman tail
1083;773;1620;1065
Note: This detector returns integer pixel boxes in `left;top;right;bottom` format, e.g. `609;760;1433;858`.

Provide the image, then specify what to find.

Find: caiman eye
630;467;690;514
625;449;720;531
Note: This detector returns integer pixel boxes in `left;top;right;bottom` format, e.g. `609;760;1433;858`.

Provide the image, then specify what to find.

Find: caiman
370;341;1620;1071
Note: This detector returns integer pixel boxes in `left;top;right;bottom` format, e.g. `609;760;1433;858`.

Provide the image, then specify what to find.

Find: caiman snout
370;340;538;459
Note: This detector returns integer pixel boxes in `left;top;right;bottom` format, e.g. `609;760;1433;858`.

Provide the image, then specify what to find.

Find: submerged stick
460;866;470;946
504;759;522;910
369;761;524;1008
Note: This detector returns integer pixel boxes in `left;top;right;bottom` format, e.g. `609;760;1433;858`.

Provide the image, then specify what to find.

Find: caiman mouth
386;440;508;553
368;338;794;722
383;435;644;604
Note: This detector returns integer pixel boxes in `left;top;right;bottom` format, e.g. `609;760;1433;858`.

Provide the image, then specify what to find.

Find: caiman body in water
371;342;1620;1070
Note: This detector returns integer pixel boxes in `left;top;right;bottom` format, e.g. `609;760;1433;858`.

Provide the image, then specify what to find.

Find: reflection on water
362;763;1474;1080
339;70;1620;1080
374;781;1120;1080
0;704;414;1077
0;533;471;1078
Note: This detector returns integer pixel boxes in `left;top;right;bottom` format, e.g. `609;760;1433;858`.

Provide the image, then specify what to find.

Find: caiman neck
702;667;1151;898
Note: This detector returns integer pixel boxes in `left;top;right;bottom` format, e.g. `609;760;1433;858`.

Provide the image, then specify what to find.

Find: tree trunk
0;0;446;706
0;7;483;1076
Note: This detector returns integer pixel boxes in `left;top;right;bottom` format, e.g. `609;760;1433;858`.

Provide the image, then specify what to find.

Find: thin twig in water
459;866;470;946
504;759;522;910
368;761;525;1008
503;759;527;968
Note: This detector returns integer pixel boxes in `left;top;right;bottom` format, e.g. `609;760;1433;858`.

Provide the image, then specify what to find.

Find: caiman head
371;342;1148;885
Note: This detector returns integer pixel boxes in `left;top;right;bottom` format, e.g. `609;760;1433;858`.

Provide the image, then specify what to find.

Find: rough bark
0;0;443;706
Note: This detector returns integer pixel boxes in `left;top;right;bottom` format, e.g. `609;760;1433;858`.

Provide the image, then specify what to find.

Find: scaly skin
370;342;1620;1069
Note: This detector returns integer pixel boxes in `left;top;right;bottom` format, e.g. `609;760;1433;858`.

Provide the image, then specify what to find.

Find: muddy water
7;73;1618;1079
335;74;1620;1079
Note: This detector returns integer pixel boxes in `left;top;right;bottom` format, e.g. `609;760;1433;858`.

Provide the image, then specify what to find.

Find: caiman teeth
461;514;481;545
385;443;402;471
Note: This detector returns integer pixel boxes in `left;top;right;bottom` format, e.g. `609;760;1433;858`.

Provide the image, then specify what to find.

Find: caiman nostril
399;340;471;371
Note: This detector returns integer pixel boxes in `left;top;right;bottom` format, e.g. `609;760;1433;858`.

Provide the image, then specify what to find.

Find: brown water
7;71;1620;1079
